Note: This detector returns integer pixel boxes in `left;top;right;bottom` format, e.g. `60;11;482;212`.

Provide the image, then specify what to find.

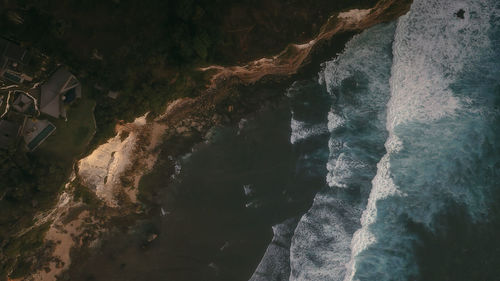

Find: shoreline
200;0;411;87
23;1;413;280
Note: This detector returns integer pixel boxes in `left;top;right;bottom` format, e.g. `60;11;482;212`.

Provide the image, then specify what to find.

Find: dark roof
0;120;20;147
27;123;55;151
40;68;81;118
12;93;34;114
0;38;27;63
63;88;77;103
2;71;22;83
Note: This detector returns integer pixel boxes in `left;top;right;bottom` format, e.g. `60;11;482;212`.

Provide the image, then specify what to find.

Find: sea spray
346;0;500;280
289;22;396;281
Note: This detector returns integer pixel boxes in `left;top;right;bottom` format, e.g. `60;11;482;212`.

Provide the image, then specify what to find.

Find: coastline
200;0;411;87
23;1;413;280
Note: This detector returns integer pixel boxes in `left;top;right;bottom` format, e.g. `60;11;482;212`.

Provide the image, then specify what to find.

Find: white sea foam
290;194;362;281
343;152;403;281
290;118;328;144
170;160;182;180
327;111;346;131
386;0;496;131
326;153;367;188
345;1;500;280
249;219;297;281
290;22;396;281
243;184;253;196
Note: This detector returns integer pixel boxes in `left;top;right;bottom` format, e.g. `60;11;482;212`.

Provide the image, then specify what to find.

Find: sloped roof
12;93;33;113
23;119;56;151
0;37;27;62
40;68;79;118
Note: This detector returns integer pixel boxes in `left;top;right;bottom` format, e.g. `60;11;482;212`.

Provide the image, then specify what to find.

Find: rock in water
455;9;465;19
147;233;158;243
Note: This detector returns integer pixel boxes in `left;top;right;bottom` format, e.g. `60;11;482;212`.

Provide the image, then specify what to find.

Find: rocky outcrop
25;1;413;280
77;115;147;207
201;0;412;87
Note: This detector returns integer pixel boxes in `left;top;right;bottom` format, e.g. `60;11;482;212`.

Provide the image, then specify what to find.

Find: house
0;37;30;84
22;118;56;151
12;91;36;116
40;68;81;118
0;119;21;148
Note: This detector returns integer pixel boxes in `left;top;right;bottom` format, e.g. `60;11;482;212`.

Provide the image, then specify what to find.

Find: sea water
68;0;500;279
255;0;500;280
290;22;396;281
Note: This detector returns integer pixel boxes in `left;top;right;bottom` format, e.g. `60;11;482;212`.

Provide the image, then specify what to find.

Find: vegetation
0;0;381;279
0;97;96;278
35;98;96;160
0;142;66;279
0;1;222;277
1;0;225;145
2;223;50;279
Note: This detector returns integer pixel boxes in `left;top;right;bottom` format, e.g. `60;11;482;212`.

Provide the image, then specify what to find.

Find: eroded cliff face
72;1;413;203
213;0;381;63
77;116;147;207
23;1;412;280
202;0;413;87
23;115;166;281
75;99;205;208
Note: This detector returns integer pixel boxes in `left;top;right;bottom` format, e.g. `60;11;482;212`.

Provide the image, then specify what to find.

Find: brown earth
201;0;412;87
18;0;412;280
62;0;411;279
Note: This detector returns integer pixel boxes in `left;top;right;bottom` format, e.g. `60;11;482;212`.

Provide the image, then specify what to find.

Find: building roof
0;119;20;147
40;68;81;118
22;118;56;151
0;37;28;63
12;92;35;114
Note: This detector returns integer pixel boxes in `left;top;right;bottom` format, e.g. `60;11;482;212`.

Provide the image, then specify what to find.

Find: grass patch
3;223;50;279
34;98;96;164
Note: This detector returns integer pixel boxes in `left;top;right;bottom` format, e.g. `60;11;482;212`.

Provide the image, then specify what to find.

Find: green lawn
34;98;96;165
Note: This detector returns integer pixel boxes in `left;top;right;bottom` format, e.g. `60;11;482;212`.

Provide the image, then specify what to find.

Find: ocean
69;0;500;280
256;0;500;279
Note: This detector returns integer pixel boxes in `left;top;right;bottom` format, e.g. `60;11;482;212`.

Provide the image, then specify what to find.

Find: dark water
69;84;331;281
69;0;500;280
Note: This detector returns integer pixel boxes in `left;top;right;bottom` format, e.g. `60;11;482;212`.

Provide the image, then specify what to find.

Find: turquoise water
278;0;500;280
347;1;500;280
289;22;395;281
69;0;500;279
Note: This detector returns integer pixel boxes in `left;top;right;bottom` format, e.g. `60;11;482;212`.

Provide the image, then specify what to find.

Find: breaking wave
290;118;328;144
346;0;500;280
290;22;396;281
252;0;500;280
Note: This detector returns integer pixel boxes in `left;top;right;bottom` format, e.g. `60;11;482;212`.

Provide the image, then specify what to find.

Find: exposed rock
200;0;413;88
175;126;190;134
77;120;140;207
147;233;158;243
23;2;414;280
455;9;465;19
